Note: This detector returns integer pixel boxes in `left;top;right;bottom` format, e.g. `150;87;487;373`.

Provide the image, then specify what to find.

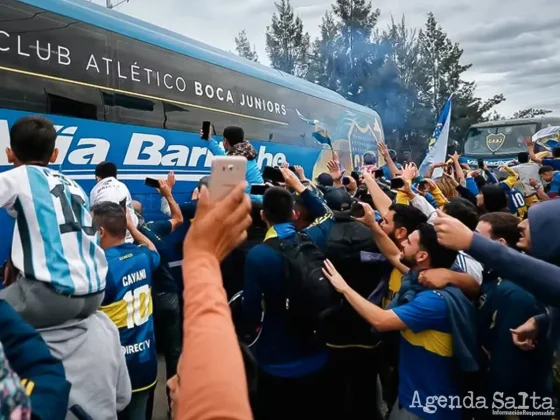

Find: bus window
0;72;49;114
104;92;165;129
45;83;106;121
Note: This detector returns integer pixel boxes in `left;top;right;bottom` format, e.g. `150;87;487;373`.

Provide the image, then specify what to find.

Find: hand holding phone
390;177;405;190
209;156;247;200
477;159;485;169
145;177;160;188
201;121;213;141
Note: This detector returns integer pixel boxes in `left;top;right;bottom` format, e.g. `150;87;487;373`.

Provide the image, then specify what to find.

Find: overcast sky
96;0;560;117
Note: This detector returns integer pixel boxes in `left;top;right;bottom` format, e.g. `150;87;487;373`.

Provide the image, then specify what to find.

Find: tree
265;0;310;77
418;13;504;141
307;11;338;90
512;108;553;119
376;16;432;145
331;0;381;99
235;30;259;62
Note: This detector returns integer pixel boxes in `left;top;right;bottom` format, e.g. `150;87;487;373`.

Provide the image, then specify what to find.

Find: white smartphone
209;156;247;201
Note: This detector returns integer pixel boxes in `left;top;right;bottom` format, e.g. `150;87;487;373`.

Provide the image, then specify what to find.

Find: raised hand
184;182;252;263
294;165;306;180
434;209;473;251
326;160;343;183
167;171;176;190
280;167;306;193
353;202;377;229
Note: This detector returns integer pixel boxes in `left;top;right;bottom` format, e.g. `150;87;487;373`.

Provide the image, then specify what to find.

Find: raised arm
378;142;401;178
177;183;253;420
435;212;560;307
355;203;409;274
363;171;392;217
157;178;184;232
525;137;543;165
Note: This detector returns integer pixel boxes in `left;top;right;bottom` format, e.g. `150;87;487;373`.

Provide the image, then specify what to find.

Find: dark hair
553;147;560;158
480;185;508;213
479;212;520;249
95;161;118;179
262;187;294;225
91;202;126;238
10;116;57;164
223;126;244;147
539;166;554;175
317;173;334;187
517;152;530;164
390;203;428;236
443;197;479;231
417;223;458;269
198;175;210;190
294;194;314;225
474;175;487;190
363;152;376;165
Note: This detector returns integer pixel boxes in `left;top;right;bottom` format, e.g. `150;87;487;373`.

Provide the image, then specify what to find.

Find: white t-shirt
89;177;138;243
0;165;107;295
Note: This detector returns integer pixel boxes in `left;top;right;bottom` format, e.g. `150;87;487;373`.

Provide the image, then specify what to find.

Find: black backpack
323;214;385;346
266;232;335;336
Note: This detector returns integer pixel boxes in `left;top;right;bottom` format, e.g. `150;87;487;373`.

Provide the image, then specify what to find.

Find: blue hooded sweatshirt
0;300;70;420
468;199;560;360
207;137;264;203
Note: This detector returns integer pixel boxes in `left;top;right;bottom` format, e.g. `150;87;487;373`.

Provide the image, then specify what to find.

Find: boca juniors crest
347;120;380;170
486;133;506;152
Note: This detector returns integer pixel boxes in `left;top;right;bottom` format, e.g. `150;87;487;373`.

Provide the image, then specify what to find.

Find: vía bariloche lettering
0;118;288;170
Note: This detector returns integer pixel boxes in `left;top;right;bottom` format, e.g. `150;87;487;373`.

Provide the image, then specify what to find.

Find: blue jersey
100;243;160;392
0;165;106;295
500;183;527;219
393;291;461;420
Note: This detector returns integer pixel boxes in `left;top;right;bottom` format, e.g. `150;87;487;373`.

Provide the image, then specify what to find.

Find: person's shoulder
413;290;447;308
497;279;536;301
247;242;282;265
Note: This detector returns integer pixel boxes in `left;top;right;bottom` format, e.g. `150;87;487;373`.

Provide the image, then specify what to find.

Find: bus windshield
464;124;537;156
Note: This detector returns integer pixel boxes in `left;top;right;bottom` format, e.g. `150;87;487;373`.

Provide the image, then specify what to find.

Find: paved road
152;357;169;420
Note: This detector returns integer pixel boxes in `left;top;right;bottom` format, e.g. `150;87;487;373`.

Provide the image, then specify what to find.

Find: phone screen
262;166;285;184
350;202;365;219
390;178;405;190
250;184;270;195
201;121;211;140
478;159;485;169
145;177;160;188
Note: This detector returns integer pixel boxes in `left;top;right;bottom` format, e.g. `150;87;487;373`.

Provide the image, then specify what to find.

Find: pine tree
331;0;380;100
307;11;338;89
265;0;310;77
418;13;504;141
235;30;259;62
512;108;553;119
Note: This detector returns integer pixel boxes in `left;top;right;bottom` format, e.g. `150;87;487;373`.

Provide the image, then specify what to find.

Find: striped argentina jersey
0;165;107;295
90;177;138;243
101;243;160;392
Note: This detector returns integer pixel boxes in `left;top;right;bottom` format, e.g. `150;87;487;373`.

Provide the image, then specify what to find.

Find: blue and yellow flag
419;97;453;177
296;109;332;149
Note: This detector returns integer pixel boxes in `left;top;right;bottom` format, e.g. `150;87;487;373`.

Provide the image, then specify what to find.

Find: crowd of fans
0;114;559;420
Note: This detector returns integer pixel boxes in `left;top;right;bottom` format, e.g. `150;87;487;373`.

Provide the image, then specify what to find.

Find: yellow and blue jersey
393;291;461;420
100;243;160;392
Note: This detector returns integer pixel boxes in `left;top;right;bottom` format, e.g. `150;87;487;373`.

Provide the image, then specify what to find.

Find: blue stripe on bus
27;167;75;294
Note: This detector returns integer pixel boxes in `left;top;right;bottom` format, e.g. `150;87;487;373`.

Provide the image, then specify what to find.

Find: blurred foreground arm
177;183;253;420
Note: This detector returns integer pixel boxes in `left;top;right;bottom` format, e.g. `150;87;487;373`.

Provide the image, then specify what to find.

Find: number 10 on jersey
123;284;152;329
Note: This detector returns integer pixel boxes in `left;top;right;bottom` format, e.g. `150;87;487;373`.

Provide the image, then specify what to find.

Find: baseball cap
323;187;353;211
316;173;334;187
